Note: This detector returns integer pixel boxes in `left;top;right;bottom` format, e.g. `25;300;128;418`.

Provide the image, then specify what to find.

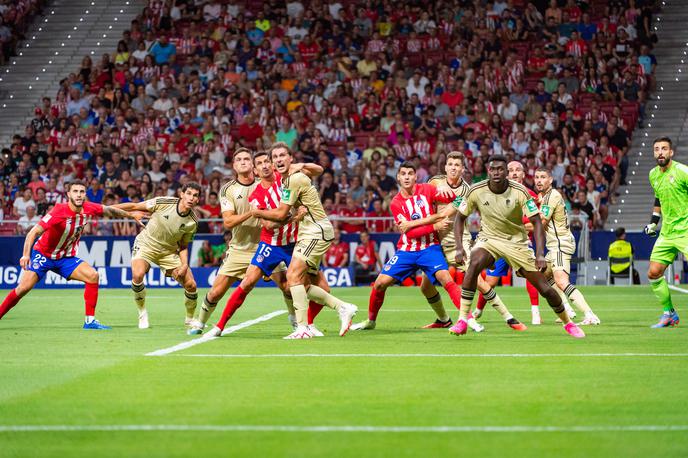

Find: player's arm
222;209;255;230
262;206;306;229
398;203;456;233
645;197;661;236
112;201;150;212
391;200;439;239
289;162;324;178
19;224;45;270
102;205;145;227
523;196;546;269
255;175;302;222
253;202;292;223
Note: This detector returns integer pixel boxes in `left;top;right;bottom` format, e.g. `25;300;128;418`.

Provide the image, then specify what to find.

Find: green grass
0;286;686;457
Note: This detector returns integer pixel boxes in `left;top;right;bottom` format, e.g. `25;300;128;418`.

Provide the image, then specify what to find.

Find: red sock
476;293;487;311
455;270;465;285
0;289;21;320
526;280;539;306
84;282;98;316
368;288;386;321
307;300;324;325
216;286;248;330
443;281;463;310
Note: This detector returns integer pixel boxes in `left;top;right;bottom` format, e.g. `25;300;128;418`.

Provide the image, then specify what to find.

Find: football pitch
1;285;686;457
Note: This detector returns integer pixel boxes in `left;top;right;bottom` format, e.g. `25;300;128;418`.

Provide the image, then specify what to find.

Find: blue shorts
382;245;448;284
27;250;83;281
250;242;294;276
486;257;510;277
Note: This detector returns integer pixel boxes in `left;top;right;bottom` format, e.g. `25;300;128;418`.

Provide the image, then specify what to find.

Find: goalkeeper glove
644;223;658;237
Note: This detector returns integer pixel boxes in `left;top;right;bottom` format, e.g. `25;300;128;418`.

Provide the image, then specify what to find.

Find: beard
656;156;670;167
68;196;83;208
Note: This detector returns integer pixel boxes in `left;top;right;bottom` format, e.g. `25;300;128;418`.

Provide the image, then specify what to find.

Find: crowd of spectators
0;0;45;65
0;0;660;236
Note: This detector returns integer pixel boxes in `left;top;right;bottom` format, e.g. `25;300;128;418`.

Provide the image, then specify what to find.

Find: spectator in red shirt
339;196;366;233
354;230;380;284
238;115;264;143
323;229;349;268
440;82;464;109
297;35;319;63
366;199;392;232
197;191;222;233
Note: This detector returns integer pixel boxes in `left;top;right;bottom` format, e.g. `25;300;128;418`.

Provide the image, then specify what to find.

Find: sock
548;279;573;312
476;293;487;311
426;293;449;322
216;286;249;330
564;284;593;315
650;276;674;313
531;305;540;316
131;282;146;312
197;294;218;325
368;288;386;321
307;300;324;325
526;281;539;306
443;281;463;311
84;282;98;319
484;288;513;321
289;284;309;325
458;288;475;321
0;289;21;320
283;294;295;315
306;285;345;312
184;290;198;319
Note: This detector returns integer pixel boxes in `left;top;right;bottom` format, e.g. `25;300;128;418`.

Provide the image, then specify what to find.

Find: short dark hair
653;136;672;148
487;155;508;166
535;167;552;176
233;147;253;159
181;182;202;194
398;161;416;172
615;227;626;238
66;180;87;191
447;151;465;162
269;141;291;157
253;150;270;162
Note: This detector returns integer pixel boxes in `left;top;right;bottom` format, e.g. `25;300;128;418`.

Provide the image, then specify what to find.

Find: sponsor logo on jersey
281;188;291;201
525;199;538;213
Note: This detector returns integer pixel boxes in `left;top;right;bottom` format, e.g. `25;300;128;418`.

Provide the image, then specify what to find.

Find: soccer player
203;150;333;338
645;136;687;328
252;142;358;339
534;167;600;325
350;161;479;332
397;152;525;331
115;182;202;329
451;155;585;338
0;180;142;329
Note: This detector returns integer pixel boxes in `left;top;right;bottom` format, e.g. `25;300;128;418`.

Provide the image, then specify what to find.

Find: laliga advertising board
0;235;400;289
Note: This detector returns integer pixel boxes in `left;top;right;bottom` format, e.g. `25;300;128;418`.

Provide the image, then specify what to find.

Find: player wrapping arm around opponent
0;180;143;329
451;155;586;338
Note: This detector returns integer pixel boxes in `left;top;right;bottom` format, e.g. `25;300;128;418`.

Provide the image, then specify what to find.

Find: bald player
399;151;526;331
451;155;585;338
534;167;600;325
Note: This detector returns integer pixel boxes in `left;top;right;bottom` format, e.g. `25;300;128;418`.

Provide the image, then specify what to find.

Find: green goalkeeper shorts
650;235;688;265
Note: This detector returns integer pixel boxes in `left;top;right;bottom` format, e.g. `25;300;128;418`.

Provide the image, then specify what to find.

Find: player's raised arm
645;197;661;236
289;162;324;178
103;205;145;227
19;224;45;270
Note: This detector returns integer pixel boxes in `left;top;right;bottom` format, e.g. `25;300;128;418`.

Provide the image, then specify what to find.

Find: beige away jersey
281;171;334;241
428;175;471;247
136;197;198;255
220;178;262;251
459;180;539;244
539;188;573;249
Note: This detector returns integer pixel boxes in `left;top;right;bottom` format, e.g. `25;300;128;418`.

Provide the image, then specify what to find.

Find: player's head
534;167;553;193
66;180;87;208
445;151;465;181
253;150;274;179
232;147;254;175
396;161;417;189
180;181;202;208
653;136;673;167
507;160;525;183
486;155;508;185
360;230;369;243
269;141;293;174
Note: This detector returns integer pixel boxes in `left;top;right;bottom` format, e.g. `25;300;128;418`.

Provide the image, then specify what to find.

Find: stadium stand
0;0;661;236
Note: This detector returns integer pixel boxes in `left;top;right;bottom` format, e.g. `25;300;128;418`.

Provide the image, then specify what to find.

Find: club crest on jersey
411;212;421;220
256;255;264;263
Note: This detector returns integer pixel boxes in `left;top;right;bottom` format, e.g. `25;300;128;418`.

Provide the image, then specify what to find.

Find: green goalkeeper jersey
649;160;688;238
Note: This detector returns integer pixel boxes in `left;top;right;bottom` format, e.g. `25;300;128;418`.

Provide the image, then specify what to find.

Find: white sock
531;305;540;315
85;315;95;324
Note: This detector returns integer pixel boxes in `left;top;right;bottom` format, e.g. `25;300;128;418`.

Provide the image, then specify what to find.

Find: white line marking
1;425;686;433
176;353;688;359
669;285;688;294
382;308;656;312
145;310;286;357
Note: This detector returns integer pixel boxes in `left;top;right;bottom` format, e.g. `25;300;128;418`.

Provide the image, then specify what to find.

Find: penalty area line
669;285;688;294
0;425;686;433
145;310;286;357
176;352;688;359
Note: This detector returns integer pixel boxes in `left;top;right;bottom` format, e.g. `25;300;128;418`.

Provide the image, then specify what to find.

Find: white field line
176;353;688;359
381;308;657;312
0;424;686;433
145;310;286;357
668;285;688;294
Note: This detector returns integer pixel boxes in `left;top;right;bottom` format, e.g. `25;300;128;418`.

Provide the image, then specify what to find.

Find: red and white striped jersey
249;173;298;246
390;184;452;252
34;202;103;260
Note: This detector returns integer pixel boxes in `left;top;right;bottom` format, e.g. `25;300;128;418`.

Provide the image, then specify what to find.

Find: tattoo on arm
103;206;130;219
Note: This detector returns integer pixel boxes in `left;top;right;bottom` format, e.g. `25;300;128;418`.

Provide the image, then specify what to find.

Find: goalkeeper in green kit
645;137;688;328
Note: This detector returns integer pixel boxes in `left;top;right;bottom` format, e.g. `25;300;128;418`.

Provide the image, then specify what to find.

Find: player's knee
647;265;664;280
373;278;388;291
186;280;197;292
86;270;99;284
